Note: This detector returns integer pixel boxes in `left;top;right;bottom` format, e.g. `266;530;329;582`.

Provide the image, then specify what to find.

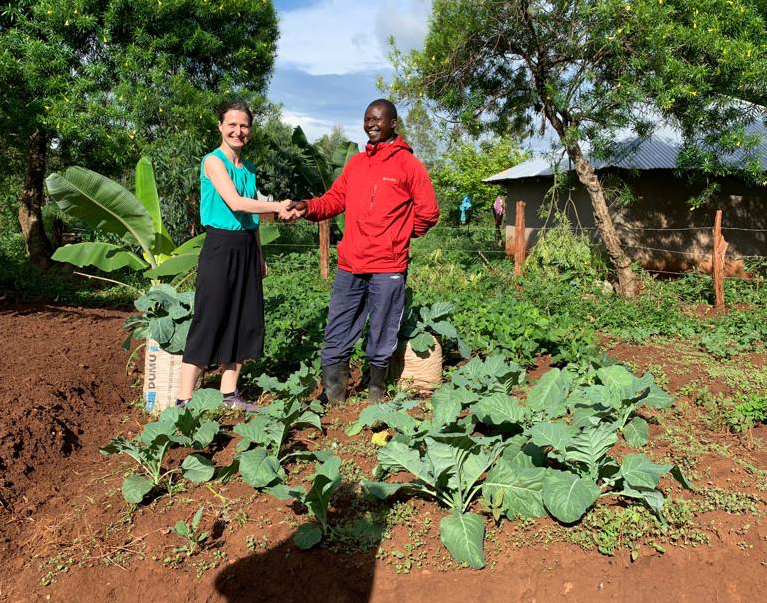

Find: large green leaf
432;389;463;430
619;453;672;490
542;470;600;523
482;463;547;518
259;222;280;245
122;474;154;504
172;233;206;256
181;454;216;483
597;365;637;399
139;420;176;445
292;126;333;194
294;523;323;550
46;167;155;255
186;389;223;416
303;455;342;531
643;385;673;409
528;421;573;452
439;511;485;569
526;368;567;416
361;480;416;500
239;448;283;488
135;157;162;234
135;156;174;255
144;253;199;278
563;424;618;475
622;417;650;448
192;420;220;449
409;331;435;353
378;440;434;485
52;242;148;272
330;140;359;178
501;436;545;469
234;415;283;451
471;393;526;426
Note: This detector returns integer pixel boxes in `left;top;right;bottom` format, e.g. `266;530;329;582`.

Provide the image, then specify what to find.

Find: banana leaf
46;167;156;257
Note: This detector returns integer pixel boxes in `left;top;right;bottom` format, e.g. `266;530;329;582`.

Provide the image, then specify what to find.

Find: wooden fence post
712;209;728;309
514;201;526;276
319;219;330;279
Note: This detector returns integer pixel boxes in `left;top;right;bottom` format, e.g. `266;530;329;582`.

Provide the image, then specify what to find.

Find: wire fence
262;220;767;264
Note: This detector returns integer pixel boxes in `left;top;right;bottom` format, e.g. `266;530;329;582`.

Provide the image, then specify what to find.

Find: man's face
364;104;397;144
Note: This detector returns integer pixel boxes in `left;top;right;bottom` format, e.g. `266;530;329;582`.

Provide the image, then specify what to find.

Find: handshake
274;200;308;222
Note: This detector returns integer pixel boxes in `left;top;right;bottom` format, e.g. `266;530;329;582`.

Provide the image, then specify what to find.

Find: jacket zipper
369;184;377;211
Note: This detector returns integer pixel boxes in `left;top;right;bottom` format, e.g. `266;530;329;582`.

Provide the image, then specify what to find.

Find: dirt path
1;303;766;603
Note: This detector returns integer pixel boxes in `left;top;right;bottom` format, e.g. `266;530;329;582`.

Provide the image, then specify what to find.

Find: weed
172;506;209;557
39;554;75;587
698;487;762;515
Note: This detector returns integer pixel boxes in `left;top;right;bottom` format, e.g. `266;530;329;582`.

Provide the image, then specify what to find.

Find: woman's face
218;110;252;150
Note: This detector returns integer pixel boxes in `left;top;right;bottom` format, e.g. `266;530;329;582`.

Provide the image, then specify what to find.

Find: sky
270;0;433;147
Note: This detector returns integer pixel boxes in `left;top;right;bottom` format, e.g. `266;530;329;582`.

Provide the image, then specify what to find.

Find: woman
176;101;293;410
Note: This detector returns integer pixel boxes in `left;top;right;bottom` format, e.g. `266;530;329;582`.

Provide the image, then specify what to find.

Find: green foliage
99;389;222;504
525;214;608;283
430;138;526;224
399;297;470;358
47;157;208;286
451;294;598;365
358;358;684;566
388;0;767;183
268;455;344;550
123;284;195;353
727;393;767;432
0;0;278;172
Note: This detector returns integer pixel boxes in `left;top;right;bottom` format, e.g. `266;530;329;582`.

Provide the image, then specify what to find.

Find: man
286;99;440;404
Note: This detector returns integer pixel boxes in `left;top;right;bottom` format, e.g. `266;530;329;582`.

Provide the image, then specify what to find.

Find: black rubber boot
367;364;388;404
322;361;349;406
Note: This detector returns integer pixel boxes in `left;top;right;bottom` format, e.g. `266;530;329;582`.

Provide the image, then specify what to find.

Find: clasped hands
275;200;308;222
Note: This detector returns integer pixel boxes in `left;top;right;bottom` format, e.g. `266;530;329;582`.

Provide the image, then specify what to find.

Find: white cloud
281;109;367;148
277;0;431;75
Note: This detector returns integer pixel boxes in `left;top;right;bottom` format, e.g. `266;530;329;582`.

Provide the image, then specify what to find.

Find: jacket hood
365;135;413;159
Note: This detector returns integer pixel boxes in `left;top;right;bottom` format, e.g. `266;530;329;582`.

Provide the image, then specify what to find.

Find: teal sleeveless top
200;148;259;230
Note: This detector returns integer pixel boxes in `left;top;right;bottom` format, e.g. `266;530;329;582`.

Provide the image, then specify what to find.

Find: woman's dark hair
217;101;253;126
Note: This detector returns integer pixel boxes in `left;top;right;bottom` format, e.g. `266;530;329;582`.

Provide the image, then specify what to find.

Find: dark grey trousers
321;268;406;368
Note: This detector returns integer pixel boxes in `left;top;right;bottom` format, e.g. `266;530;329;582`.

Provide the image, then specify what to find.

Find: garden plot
2;301;767;603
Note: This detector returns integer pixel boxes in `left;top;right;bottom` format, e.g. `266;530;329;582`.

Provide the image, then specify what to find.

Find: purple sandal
222;390;257;412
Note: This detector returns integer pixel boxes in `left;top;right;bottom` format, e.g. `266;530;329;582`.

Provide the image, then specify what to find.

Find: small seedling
172;506;209;557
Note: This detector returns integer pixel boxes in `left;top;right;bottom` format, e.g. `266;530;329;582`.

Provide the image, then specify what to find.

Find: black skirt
182;228;265;365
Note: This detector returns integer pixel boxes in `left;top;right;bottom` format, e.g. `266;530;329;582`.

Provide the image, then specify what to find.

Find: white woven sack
392;338;443;393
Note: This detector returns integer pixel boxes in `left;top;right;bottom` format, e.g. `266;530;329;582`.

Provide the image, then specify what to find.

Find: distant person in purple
493;195;505;247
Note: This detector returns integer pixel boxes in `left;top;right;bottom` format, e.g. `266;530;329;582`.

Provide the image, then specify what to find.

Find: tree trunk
565;142;638;297
18;129;53;269
539;102;639;297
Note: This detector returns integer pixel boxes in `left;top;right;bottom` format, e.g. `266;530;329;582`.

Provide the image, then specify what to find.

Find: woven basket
390;338;443;393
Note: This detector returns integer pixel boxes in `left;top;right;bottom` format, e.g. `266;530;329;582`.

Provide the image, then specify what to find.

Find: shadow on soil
214;531;378;603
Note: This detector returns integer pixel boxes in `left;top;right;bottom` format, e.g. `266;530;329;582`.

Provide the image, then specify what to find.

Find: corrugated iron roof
484;119;767;183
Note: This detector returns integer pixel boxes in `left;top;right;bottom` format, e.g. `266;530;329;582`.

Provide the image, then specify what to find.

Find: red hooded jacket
303;137;439;274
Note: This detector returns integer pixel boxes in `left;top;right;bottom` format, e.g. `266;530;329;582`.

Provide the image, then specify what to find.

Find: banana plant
291;126;358;232
46;157;279;288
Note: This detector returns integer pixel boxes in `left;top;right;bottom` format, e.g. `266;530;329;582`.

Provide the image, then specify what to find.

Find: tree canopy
388;0;767;295
1;0;279;264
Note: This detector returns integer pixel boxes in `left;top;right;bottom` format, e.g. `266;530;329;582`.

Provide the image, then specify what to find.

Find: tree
0;0;278;267
388;0;767;296
431;138;527;223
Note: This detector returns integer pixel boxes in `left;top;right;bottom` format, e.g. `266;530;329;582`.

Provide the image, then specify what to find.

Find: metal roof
484;119;767;183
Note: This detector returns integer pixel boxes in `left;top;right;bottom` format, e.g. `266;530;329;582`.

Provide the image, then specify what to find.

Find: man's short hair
368;98;398;120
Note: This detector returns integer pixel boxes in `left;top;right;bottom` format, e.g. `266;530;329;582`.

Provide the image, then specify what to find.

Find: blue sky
270;0;432;147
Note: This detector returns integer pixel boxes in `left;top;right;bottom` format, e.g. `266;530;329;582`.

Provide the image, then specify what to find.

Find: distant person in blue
176;101;293;410
459;195;472;225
